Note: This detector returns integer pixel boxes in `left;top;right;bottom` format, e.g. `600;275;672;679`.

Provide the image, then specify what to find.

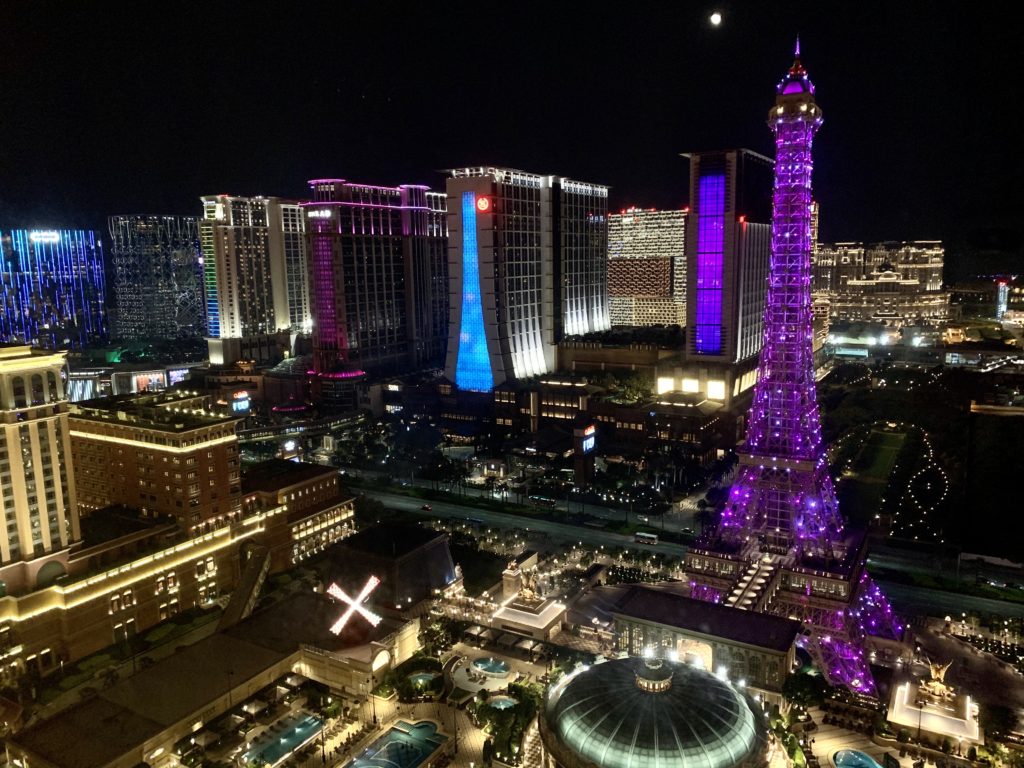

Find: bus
635;532;659;545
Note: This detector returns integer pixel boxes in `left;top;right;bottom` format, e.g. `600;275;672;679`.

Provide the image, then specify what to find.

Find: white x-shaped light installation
327;575;382;635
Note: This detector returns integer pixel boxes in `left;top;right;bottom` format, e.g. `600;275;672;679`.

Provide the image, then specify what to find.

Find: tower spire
794;35;800;59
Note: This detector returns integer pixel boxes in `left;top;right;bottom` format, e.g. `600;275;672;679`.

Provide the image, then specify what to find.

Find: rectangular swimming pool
244;713;323;767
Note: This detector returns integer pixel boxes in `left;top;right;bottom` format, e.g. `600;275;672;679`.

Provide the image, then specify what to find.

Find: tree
782;672;829;708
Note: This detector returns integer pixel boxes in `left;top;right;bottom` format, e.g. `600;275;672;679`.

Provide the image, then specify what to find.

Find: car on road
421;504;432;511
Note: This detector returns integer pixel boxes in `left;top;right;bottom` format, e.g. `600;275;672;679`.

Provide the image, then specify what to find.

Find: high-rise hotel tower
653;152;772;409
0;346;80;574
0;230;107;349
304;179;448;377
108;215;206;340
198;195;308;364
445;167;609;390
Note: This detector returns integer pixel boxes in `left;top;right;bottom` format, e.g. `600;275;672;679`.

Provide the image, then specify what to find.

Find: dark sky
1;1;1020;249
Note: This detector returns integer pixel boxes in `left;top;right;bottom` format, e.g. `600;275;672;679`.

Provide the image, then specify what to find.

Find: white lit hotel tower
445;167;609;390
199;195;309;365
0;346;80;574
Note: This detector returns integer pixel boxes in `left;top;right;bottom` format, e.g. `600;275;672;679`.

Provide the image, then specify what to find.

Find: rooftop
11;591;405;768
13;696;163;768
611;584;802;652
546;657;766;768
70;391;239;432
337;523;446;560
242;459;337;495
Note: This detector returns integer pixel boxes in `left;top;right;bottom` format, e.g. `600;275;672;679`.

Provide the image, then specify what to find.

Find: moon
710;11;722;26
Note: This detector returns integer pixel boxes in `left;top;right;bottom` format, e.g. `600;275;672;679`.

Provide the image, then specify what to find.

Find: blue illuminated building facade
445;167;609;391
453;191;494;390
0;229;108;349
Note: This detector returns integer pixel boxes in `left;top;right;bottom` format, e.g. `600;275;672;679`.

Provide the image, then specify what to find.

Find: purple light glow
718;50;841;558
694;173;726;355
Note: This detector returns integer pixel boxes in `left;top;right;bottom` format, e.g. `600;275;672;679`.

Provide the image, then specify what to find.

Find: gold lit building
68;391;242;533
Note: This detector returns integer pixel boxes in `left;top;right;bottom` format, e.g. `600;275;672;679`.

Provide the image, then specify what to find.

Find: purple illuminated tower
720;42;839;557
685;45;903;697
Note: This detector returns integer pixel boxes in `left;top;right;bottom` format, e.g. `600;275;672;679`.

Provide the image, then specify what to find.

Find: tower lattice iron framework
719;44;843;560
686;45;903;697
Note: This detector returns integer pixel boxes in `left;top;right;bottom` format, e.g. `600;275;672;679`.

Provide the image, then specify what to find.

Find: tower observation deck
685;44;904;697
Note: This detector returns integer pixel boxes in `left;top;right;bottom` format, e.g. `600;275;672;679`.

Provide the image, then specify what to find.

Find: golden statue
918;657;955;702
520;569;539;601
928;659;952;685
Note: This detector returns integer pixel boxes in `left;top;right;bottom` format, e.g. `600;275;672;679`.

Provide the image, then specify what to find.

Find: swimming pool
409;672;439;688
473;656;510;676
348;720;448;768
244;713;322;767
834;749;884;768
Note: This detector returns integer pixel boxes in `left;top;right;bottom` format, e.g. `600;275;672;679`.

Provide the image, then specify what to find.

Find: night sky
1;1;1020;253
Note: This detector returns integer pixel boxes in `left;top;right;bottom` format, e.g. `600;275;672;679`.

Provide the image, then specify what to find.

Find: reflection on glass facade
694;174;725;355
0;229;107;348
454;192;493;391
108;215;205;340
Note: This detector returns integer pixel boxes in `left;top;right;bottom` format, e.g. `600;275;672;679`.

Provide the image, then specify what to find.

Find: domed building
539;657;768;768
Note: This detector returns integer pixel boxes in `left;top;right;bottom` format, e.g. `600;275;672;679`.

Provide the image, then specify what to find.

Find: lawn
854;430;906;481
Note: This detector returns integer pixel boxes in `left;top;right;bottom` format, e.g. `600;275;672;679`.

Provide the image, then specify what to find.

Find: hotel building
607;207;687;326
0;346;79;581
198;195;308;365
108;215;206;341
656;149;773;410
0;352;353;688
304;179;448;377
0;230;107;349
68;391;243;533
445;167;609;390
815;241;948;326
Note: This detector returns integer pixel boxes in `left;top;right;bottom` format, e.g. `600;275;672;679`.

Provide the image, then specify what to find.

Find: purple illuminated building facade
685;46;903;696
658;150;772;411
304;179;448;378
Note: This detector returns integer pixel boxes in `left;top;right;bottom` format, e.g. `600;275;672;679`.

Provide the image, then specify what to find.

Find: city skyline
1;2;1019;255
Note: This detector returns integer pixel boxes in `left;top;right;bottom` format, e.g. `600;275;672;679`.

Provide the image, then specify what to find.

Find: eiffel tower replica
685;43;903;696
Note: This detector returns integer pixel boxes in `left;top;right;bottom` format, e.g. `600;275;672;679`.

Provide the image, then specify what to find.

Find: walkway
806;708;914;768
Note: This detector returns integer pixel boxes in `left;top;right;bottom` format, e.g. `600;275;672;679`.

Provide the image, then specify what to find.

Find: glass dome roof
547;658;765;768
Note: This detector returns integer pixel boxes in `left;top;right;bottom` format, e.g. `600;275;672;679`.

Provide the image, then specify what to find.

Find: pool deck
807;708;917;768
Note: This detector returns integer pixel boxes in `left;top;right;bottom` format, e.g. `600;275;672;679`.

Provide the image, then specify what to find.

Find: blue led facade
0;229;108;348
694;174;726;355
454;192;493;391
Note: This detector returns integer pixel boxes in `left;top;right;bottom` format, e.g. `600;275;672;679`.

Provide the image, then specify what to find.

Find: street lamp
916;701;924;743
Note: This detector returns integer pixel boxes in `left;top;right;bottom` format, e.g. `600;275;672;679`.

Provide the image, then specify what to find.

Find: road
876;580;1024;621
364;488;1024;622
362;489;684;557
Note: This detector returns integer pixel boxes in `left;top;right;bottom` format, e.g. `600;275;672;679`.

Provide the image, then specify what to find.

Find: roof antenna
794;36;801;59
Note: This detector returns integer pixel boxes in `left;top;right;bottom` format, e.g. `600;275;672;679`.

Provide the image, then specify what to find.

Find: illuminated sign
29;231;61;243
584;424;596;436
328;576;382;634
168;368;189;386
283;440;297;452
233;390;249;399
476;197;491;213
582;435;595;453
307;209;332;218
